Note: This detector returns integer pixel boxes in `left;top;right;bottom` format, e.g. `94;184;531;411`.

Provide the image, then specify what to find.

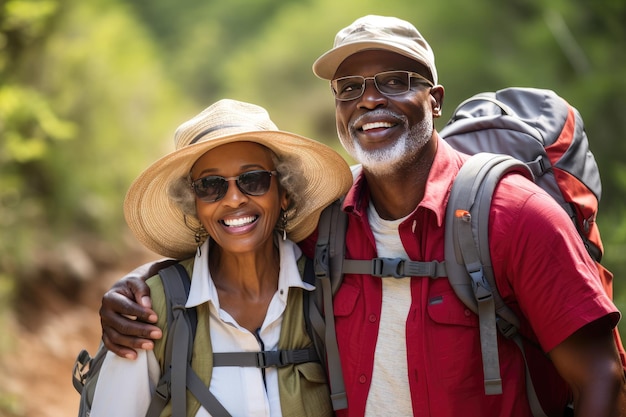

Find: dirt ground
0;243;158;417
0;299;103;417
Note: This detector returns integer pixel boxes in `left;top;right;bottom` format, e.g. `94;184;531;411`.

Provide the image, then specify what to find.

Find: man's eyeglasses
331;70;434;101
190;170;278;203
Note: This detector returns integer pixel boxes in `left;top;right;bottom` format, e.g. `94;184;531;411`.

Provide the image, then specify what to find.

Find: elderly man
98;15;626;417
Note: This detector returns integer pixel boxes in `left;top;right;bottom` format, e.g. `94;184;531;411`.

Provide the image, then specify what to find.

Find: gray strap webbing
314;200;347;410
471;155;524;330
170;303;190;417
146;372;169;417
454;201;502;395
342;258;447;278
147;264;234;417
511;334;549;417
169;265;192;417
212;347;319;368
186;366;231;417
307;289;328;355
446;153;526;396
320;273;346;409
445;153;548;417
145;264;194;417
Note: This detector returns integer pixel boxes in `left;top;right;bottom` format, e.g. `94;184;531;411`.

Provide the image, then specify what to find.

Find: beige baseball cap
313;15;438;85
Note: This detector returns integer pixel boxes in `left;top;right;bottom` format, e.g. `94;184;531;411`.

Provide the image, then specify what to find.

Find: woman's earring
281;211;288;241
195;225;208;256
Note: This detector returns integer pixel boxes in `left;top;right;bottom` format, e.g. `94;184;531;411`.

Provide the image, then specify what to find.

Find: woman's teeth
223;216;257;227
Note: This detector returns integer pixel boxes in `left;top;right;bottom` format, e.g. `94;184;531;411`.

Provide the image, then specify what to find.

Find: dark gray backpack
440;88;624;396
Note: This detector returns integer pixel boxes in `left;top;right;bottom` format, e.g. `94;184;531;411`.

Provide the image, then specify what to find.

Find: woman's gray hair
167;152;306;232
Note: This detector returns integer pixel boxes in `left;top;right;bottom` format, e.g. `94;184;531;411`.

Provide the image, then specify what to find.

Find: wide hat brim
124;130;352;259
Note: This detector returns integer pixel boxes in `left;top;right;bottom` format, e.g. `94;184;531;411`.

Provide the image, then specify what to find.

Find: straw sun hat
124;99;353;259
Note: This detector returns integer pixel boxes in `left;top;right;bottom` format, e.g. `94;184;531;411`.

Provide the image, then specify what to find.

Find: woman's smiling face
190;141;287;255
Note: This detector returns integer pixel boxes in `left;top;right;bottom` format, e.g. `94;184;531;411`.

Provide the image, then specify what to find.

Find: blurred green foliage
0;0;192;281
1;0;625;332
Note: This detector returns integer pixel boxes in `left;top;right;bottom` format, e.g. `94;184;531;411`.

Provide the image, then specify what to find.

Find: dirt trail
0;246;158;417
1;304;102;416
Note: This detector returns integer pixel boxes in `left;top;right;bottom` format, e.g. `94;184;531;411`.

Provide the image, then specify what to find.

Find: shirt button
359;374;367;384
464;309;472;317
368;314;377;323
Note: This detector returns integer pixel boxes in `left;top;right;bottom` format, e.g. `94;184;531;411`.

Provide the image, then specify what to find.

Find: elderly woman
87;99;352;417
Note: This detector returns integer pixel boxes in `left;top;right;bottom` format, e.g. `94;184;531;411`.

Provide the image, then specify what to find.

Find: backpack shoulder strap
146;263;195;417
154;260;323;417
445;153;529;395
445;153;530;321
314;198;349;295
164;264;232;417
148;263;233;417
308;198;348;410
302;260;324;359
444;153;548;417
305;196;446;410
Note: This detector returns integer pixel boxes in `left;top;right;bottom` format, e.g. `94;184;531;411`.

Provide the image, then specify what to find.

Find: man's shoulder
494;173;557;210
146;258;195;317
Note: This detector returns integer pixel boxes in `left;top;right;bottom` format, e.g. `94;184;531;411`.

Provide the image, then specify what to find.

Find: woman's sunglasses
190;170;278;203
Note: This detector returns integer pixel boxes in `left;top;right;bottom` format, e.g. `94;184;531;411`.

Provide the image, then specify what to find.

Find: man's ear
430;85;445;118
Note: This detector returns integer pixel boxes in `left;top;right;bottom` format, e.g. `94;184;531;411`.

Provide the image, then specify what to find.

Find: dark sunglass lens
195;176;227;202
238;171;272;196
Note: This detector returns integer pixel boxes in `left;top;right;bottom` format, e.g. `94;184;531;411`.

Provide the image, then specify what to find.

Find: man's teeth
223;216;256;227
362;122;393;131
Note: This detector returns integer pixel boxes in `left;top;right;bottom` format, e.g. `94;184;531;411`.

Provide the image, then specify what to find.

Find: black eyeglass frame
190;169;278;203
330;70;434;102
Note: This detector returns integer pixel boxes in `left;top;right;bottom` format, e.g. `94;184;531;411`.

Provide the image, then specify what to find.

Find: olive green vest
147;258;333;417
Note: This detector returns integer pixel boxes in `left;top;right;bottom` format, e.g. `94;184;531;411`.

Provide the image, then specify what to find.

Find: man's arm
549;319;626;417
100;259;177;359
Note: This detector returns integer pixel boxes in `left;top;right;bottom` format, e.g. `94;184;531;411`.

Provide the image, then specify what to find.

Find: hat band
189;124;246;145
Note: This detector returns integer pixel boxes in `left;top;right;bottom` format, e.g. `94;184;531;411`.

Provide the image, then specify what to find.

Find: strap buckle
255;349;318;368
255;351;282;368
314;243;330;278
372;257;404;278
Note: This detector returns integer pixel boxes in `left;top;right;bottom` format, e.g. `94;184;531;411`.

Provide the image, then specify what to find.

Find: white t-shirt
364;201;413;416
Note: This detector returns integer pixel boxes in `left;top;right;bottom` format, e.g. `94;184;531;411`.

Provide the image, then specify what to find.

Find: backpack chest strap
342;257;447;278
212;347;319;368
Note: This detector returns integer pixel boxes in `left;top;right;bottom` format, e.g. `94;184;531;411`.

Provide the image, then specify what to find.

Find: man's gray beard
341;115;433;177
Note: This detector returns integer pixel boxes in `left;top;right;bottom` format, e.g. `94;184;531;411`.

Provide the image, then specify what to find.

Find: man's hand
100;259;176;359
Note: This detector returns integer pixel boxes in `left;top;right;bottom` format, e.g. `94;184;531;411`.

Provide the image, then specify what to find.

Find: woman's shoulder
146;258;195;286
146;258;195;324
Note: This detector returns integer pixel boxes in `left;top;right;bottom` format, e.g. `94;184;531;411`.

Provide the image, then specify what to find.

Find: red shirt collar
342;134;467;227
